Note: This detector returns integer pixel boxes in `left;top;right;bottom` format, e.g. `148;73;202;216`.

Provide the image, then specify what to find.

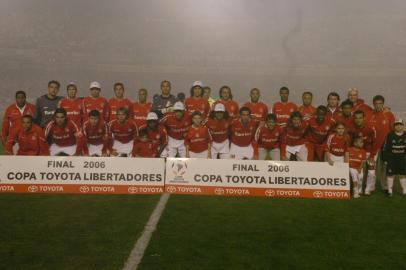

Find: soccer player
1;91;36;145
306;106;335;161
324;123;350;165
82;110;109;157
160;102;190;157
35;80;63;128
205;103;231;159
281;111;308;161
212;86;239;119
243;88;268;122
82;81;109;122
5;115;49;156
297;91;316;123
152;80;177;115
255;113;282;160
142;112;168;157
348;136;367;198
272;87;298;128
185;111;212;158
335;100;354;128
185;81;210;119
347;88;372;119
229;107;259;160
58;82;83;128
108;82;132;122
326;92;341;121
45;108;82;156
202;86;216;107
108;107;138;157
132;128;156;158
132;88;152;128
382;119;406;196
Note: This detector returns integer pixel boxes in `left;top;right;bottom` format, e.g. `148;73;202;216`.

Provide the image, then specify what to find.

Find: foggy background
1;0;406;115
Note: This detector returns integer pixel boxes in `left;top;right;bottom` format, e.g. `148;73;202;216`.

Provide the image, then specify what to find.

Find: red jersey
205;118;230;143
58;98;83;127
326;106;341;121
108;98;133;122
139;125;168;155
229;119;259;147
243;101;268;122
82;120;109;155
272;102;298;127
367;110;395;153
108;119;138;144
185;97;210;118
352;99;372;119
82;96;110;122
280;123;309;157
160;112;191;140
132;139;156;158
348;147;366;169
45;120;82;154
324;133;350;157
335;113;353;129
306;116;335;145
298;105;316;123
132;102;152;127
185;125;212;153
347;123;376;156
1;103;36;143
5;124;49;156
213;99;239;119
255;125;282;150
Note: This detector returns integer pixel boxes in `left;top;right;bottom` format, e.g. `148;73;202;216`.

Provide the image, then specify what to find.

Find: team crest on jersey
358;154;362;158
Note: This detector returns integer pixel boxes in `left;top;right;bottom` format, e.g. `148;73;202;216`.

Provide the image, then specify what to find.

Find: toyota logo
27;185;38;193
128;187;138;194
313;191;323;198
166;186;177;193
265;189;275;197
214;188;225;195
79;186;90;193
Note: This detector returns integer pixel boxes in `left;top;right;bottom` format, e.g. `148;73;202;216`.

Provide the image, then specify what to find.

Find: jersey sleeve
1;107;10;144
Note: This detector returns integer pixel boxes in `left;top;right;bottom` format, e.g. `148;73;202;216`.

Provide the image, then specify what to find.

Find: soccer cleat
364;191;371;196
353;193;360;199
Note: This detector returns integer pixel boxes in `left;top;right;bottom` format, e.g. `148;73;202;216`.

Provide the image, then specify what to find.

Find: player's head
340;100;353;117
353;110;365;127
239;107;251;124
279;87;289;102
202;86;211;100
160;80;171;96
54;108;67;127
89;81;101;98
138;88;148;103
48;80;60;98
335;122;346;136
66;83;77;99
394;119;404;133
191;111;203;126
21;114;33;131
289;111;302;128
316;105;327;122
173;101;185;119
219;86;232;100
302;91;313;106
138;128;149;142
190;81;203;97
113;82;125;99
266;113;277;129
146;112;159;129
88;110;100;127
15;90;27;107
372;95;385;112
347;88;359;103
353;136;364;149
210;103;229;120
327;92;340;108
250;88;260;103
116;107;129;122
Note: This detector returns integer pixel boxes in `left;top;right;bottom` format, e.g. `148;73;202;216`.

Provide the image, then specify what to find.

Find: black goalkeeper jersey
382;131;406;161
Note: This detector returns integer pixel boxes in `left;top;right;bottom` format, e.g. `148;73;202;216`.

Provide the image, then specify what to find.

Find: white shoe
364;190;371;196
353;193;360;199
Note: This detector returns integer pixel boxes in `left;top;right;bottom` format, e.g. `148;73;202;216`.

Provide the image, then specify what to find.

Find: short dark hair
88;110;100;118
15;90;26;98
302;91;313;97
114;82;124;89
160;80;171;88
22;114;33;122
316;105;328;114
48;80;60;88
354;110;364;116
327;92;340;101
288;111;302;126
266;113;277;122
239;106;251;115
117;107;129;116
373;95;385;103
280;86;289;93
191;111;202;118
340;100;353;108
54;108;67;117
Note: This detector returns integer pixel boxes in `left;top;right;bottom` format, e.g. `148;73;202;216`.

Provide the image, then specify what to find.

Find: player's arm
1;108;10;145
4;128;17;155
38;128;50;156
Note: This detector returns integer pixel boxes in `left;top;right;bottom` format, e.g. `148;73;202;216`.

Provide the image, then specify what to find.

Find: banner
165;158;350;199
0;156;165;194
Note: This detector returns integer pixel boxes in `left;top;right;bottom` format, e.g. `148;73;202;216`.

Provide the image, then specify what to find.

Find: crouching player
5;115;49;155
82;110;109;156
381;119;406;196
108;107;138;157
324;122;350;165
281;111;308;161
185;111;212;158
255;113;282;160
132;128;156;157
205;103;230;159
141;112;168;157
45;108;82;156
348;137;367;198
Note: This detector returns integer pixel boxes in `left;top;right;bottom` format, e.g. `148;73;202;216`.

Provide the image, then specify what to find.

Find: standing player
5;115;49;156
82;110;109;157
229;107;259;160
255;113;282;160
108;107;138;157
45;108;82;156
108;82;132;122
58;82;83;128
272;87;298;128
212;86;239;119
141;112;168;157
281;111;308;161
348;137;367;198
185;111;212;158
35;80;63;128
132;88;152;128
202;86;216;107
152;80;177;116
243;88;268;122
160;102;191;157
335;100;354;128
82;81;109;122
297;91;316;123
347;88;372;119
185;81;210;119
205;103;231;159
382;119;406;196
326;92;341;121
1;91;36;145
324;123;350;165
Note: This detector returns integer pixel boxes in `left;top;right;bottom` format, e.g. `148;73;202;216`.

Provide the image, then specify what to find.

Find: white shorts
50;144;76;156
258;147;280;160
211;139;230;159
330;153;344;163
286;144;307;161
189;150;208;158
162;136;186;158
229;143;254;160
350;168;363;183
88;144;103;156
112;140;133;156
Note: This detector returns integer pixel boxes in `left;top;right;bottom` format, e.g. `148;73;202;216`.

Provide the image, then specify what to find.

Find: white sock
387;177;394;194
366;170;376;192
400;178;406;194
358;173;364;194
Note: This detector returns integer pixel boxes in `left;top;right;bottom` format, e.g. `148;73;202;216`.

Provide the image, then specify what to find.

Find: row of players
1;80;406;197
